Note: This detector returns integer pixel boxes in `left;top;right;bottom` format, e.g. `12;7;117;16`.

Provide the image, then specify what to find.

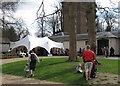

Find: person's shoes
95;76;98;78
29;74;34;77
88;78;91;80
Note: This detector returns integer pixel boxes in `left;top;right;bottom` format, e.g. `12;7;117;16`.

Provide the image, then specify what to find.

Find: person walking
82;45;96;80
110;47;115;56
105;47;109;58
28;50;39;77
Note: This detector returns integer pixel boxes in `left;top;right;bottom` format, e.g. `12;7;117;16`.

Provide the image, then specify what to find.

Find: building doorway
97;38;109;55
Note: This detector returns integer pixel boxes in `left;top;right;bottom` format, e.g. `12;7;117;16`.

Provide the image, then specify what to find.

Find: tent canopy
10;35;64;53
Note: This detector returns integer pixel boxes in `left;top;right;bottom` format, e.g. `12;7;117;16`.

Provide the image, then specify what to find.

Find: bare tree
96;1;118;32
50;1;62;35
0;1;20;28
96;18;104;32
104;11;117;31
0;1;29;41
14;18;29;39
34;0;62;37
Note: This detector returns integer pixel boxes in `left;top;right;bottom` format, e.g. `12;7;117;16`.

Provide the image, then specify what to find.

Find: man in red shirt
82;45;96;80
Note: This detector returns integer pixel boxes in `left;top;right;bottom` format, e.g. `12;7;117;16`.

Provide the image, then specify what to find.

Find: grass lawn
2;57;120;85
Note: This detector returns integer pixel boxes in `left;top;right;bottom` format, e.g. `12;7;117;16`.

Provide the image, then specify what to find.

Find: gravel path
1;74;61;84
0;58;28;65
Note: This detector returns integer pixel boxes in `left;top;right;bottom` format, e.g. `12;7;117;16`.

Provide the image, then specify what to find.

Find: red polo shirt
82;49;96;63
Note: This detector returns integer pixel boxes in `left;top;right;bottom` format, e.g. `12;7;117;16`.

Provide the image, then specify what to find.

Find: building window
85;41;88;45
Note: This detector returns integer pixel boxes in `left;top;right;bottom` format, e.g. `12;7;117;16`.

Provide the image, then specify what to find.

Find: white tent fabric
10;35;64;53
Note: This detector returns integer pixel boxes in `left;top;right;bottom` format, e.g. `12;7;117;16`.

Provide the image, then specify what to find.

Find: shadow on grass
48;61;67;65
35;66;88;85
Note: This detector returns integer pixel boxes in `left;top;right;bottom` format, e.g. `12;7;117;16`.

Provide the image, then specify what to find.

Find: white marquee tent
10;35;64;53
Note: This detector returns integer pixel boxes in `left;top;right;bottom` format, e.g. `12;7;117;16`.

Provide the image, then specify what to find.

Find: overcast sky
14;0;119;36
14;0;59;35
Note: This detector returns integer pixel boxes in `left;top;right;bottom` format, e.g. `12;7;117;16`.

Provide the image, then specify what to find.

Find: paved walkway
97;55;120;60
1;74;61;84
0;58;28;65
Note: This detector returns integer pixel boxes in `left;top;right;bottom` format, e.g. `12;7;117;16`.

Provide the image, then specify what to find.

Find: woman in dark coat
28;50;39;77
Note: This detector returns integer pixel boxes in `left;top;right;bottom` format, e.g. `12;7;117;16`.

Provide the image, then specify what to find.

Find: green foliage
2;58;119;84
0;54;19;59
2;26;19;42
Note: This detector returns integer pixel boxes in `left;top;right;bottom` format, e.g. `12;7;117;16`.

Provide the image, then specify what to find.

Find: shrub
0;54;19;59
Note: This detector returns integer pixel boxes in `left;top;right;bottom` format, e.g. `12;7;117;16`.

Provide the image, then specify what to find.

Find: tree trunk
87;2;96;53
68;3;77;62
69;27;77;61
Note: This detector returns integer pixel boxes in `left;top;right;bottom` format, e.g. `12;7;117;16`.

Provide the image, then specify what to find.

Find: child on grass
24;63;30;77
76;63;83;73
